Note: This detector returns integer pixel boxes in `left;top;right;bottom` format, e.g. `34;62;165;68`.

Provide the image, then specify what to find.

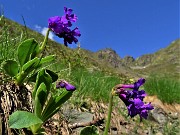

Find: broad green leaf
18;38;39;67
34;83;47;118
33;69;52;99
80;125;99;135
22;57;40;73
9;111;43;129
42;90;73;121
2;60;19;77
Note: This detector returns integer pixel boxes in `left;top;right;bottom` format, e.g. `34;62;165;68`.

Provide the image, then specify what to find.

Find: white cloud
34;25;54;40
41;27;54;40
34;24;41;31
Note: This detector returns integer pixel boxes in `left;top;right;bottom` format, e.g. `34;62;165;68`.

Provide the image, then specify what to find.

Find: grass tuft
70;68;122;102
144;74;180;104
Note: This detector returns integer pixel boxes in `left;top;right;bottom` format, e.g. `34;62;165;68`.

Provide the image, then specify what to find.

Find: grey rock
150;107;168;124
68;111;94;124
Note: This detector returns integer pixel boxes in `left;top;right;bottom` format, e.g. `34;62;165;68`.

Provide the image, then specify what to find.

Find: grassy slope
0;17;179;103
1;17;130;76
0;17;128;102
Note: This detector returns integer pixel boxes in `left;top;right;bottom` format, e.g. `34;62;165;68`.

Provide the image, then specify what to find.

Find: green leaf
26;72;38;82
18;38;39;67
22;57;40;73
28;69;58;83
39;55;55;65
42;90;73;121
34;83;47;118
80;125;99;135
33;69;52;99
46;69;58;82
0;58;4;64
9;111;43;129
2;60;19;77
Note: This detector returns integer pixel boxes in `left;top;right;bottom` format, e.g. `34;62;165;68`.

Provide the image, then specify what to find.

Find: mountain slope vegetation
1;17;179;80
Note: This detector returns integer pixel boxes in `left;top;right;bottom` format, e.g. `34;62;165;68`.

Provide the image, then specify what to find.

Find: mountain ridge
93;39;179;78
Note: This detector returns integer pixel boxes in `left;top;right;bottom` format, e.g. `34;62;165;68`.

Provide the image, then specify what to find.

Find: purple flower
57;27;81;46
133;90;147;100
56;80;76;91
48;16;63;34
127;98;154;120
115;78;154;120
64;7;78;22
48;7;81;46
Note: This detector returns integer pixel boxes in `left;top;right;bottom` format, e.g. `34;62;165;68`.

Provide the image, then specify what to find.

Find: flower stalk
39;28;50;53
104;89;114;135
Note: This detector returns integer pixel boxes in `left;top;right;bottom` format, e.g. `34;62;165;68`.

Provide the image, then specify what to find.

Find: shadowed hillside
129;39;180;79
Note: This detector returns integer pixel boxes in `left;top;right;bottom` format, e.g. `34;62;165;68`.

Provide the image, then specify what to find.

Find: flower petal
65;83;76;91
134;78;145;90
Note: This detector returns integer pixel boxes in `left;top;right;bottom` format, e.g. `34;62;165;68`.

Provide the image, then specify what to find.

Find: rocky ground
0;81;179;134
45;96;180;135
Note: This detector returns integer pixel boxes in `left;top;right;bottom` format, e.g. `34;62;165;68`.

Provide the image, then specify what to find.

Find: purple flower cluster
115;78;154;121
48;7;81;46
56;80;76;91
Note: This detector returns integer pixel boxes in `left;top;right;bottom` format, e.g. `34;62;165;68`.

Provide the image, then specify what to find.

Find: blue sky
1;0;179;58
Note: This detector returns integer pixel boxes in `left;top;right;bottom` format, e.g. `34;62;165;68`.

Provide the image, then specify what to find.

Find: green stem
39;28;50;53
68;62;71;76
30;123;43;134
104;90;114;135
15;72;27;86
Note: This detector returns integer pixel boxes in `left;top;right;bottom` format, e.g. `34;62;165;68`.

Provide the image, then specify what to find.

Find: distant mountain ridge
94;39;180;78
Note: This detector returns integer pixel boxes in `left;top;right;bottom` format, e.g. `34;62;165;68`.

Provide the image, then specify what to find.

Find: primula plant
104;78;154;135
6;7;80;134
116;78;154;120
3;6;154;135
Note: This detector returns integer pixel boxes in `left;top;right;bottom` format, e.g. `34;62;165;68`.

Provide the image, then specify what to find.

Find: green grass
0;16;18;62
1;15;180;104
56;66;122;102
73;69;122;102
144;74;180;104
0;15;22;83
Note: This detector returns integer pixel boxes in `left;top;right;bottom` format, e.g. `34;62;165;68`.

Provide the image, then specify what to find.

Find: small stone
99;126;104;130
156;132;163;135
144;129;149;134
125;125;129;129
169;112;179;119
111;130;118;135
